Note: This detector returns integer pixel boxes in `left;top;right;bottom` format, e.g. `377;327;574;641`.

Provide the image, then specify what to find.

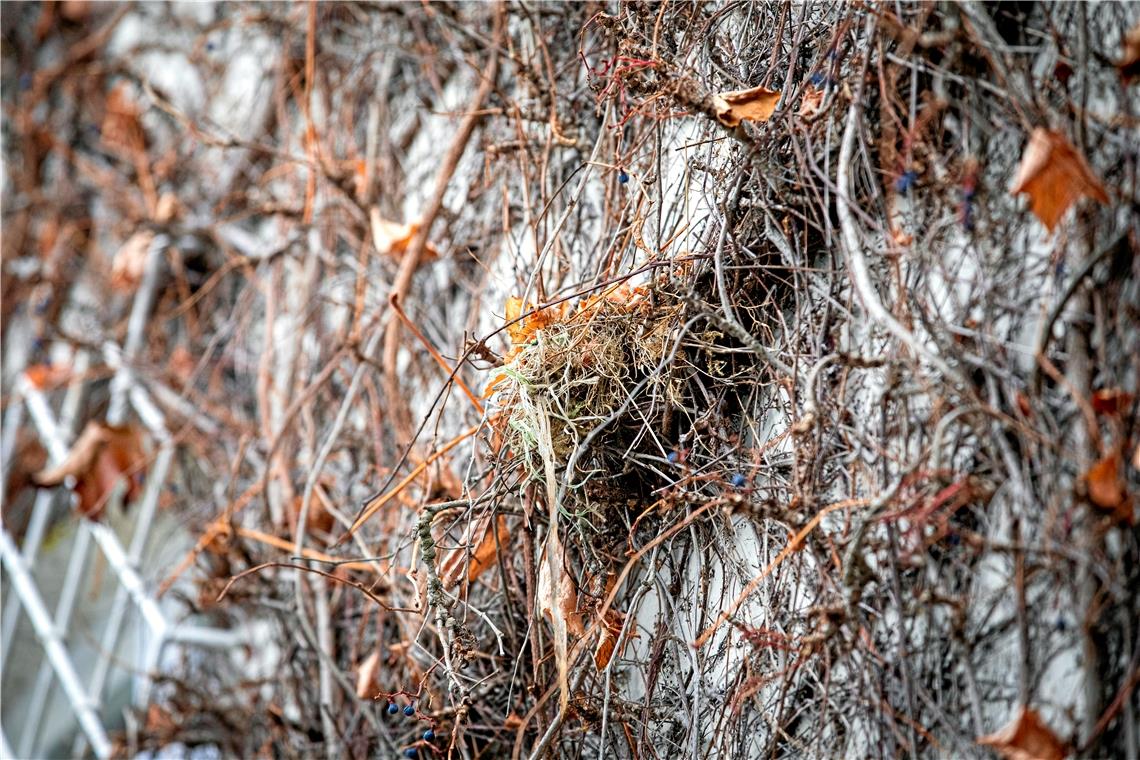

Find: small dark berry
895;170;918;194
423;729;435;741
948;533;960;546
1053;61;1073;86
403;704;415;717
809;71;825;86
1055;617;1067;632
961;205;975;232
618;170;629;184
206;41;216;51
404;749;418;758
386;702;399;715
667;451;679;464
730;473;747;488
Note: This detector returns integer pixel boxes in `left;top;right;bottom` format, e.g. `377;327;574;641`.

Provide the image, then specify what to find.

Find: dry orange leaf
504;296;567;346
24;363;72;390
101;83;145;157
369;208;438;262
145;703;176;734
798;86;825;117
111;230;154;291
593;607;627;670
354;649;381;699
1091;388;1134;416
1119;21;1140;82
1086;453;1126;510
977;706;1068;760
34;421;146;521
712;85;781;127
439;514;510;589
538;536;584;713
1009;128;1109;233
153;192;179;224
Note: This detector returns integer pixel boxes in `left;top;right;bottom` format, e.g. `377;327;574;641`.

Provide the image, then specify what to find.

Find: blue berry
423;729;435;741
809;71;825;86
961;203;975;232
206;41;216;51
404;749;418;758
618;170;629;184
1055;617;1067;632
386;702;399;715
730;473;747;488
403;704;415;717
895;170;918;194
667;451;679;464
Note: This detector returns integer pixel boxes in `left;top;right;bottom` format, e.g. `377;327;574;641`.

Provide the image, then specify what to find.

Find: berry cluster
384;700;437;757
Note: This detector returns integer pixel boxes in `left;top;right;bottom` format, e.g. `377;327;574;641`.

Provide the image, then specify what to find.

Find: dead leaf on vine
111;230;154;291
1091;388;1134;416
153;192;179;224
538;537;584;713
504;296;566;346
354;649;380;699
593;604;628;670
24;363;72;390
439;514;510;589
369;208;438;263
1009;129;1109;233
145;703;176;735
33;421;146;521
976;706;1068;760
798;86;825;117
712;85;781;127
586;572;630;670
1086;453;1127;512
101;83;145;157
1118;21;1140;83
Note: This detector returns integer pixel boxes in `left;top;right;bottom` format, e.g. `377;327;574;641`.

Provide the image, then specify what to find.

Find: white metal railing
1;242;247;758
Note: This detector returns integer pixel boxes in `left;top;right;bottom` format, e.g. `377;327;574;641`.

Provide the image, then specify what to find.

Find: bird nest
486;283;686;524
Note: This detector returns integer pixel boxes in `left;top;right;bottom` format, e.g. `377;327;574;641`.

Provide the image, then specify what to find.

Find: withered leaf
1086;453;1126;512
369;208;439;263
24;363;72;390
712;85;781;127
1009;129;1109;233
440;514;510;590
798;86;825;117
504;296;565;347
101;83;145;157
111;230;154;291
976;706;1068;760
34;421;146;521
153;192;179;224
537;536;584;713
1118;21;1140;83
1091;388;1134;416
593;608;627;671
354;649;381;699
